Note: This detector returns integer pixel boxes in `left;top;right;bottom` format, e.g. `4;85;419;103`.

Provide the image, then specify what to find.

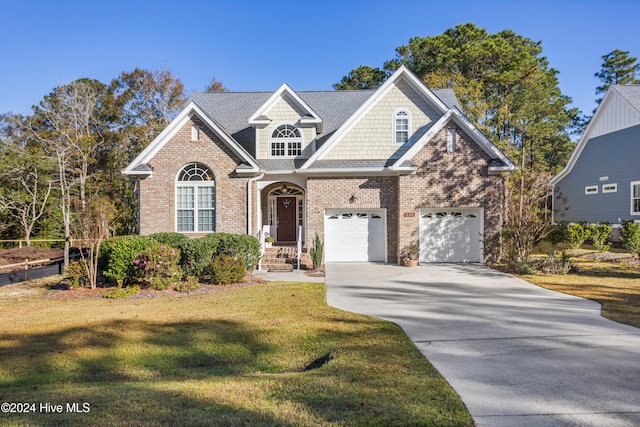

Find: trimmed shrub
175;276;201;293
132;244;182;290
567;223;591;250
209;254;245;285
104;285;141;299
589;223;612;252
67;260;89;288
150;232;189;248
211;233;261;270
100;235;157;286
620;220;640;257
178;233;261;278
179;235;220;277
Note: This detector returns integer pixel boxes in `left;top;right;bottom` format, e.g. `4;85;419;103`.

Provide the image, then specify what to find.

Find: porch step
262;246;313;271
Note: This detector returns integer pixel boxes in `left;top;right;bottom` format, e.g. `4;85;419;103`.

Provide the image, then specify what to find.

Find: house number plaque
403;212;416;217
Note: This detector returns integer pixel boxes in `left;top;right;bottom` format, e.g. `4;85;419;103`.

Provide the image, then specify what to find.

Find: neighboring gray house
551;85;640;226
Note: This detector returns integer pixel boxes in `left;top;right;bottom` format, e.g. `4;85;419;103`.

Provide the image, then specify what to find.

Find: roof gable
301;66;449;168
392;107;516;174
248;83;323;132
551;85;640;185
123;102;260;176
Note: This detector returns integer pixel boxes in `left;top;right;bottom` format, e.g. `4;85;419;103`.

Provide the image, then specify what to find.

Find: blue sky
1;0;639;119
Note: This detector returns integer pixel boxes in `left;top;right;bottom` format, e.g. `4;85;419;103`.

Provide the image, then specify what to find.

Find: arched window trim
393;108;411;146
175;163;216;233
269;123;303;158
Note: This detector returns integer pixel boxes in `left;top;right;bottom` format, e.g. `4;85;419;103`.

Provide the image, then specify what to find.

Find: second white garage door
324;210;386;262
420;208;483;263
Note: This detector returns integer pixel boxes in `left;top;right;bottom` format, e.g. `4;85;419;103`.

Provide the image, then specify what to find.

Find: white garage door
324;210;386;262
420;208;482;263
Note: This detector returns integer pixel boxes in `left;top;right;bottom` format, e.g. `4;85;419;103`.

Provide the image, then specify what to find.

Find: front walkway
325;262;640;427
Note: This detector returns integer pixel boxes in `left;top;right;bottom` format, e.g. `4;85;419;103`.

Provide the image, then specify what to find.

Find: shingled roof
189;88;461;163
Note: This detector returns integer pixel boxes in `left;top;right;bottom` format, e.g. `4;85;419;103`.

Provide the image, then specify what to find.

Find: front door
277;197;297;242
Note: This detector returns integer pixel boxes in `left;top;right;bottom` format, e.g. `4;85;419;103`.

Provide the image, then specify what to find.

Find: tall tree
383;23;578;174
594;49;640;104
25;79;108;268
205;76;228;92
104;67;187;234
0;115;54;246
333;65;388;90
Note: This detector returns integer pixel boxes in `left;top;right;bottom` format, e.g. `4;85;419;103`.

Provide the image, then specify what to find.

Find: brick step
262;247;313;270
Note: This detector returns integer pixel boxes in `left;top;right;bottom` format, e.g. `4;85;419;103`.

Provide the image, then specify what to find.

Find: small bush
100;235;157;286
514;262;535;275
310;233;324;269
209;254;245;285
132;244;182;290
589;223;612;252
103;285;140;299
179;235;220;277
175;276;201;293
546;221;568;245
67;260;89;288
212;233;261;270
620;220;640;258
567;223;591;250
539;250;572;275
150;232;189;248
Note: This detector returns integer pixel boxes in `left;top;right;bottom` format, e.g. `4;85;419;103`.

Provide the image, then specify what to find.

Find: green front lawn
0;280;471;426
516;251;640;328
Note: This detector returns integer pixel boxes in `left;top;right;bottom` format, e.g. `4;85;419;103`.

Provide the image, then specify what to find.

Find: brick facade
139;116;249;236
397;123;503;263
306;176;399;263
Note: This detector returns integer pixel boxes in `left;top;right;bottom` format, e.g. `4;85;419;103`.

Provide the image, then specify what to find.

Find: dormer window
270;124;302;157
191;125;200;141
394;109;411;145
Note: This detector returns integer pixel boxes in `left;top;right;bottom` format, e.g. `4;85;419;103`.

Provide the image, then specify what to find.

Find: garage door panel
325;211;385;262
420;209;482;263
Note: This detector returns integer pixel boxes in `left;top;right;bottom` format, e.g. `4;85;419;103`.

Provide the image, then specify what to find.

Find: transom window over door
270;124;302;157
176;163;215;232
394;109;411;145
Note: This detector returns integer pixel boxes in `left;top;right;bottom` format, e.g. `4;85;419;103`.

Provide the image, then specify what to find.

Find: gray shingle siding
554;123;640;223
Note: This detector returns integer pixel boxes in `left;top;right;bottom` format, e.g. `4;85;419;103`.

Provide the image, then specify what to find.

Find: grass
516;249;640;328
0;279;472;426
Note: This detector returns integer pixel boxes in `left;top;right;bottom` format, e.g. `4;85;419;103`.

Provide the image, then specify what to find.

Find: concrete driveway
325;263;640;427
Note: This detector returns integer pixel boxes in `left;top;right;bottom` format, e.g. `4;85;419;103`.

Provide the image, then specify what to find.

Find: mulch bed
42;274;266;301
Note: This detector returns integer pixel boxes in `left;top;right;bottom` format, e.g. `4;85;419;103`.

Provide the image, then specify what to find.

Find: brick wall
306;176;399;263
139;116;249;235
397;122;503;263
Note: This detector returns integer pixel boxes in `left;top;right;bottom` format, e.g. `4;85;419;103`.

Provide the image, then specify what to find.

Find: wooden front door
277;197;297;242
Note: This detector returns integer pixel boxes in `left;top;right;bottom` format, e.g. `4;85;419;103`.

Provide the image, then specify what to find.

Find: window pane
271;141;285;156
198;186;215;209
634;184;640;197
177;187;194;209
288;141;301;156
396;131;408;144
177;210;194;232
198;209;214;231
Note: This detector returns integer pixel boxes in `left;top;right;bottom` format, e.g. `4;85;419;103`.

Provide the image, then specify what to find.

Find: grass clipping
0;281;471;426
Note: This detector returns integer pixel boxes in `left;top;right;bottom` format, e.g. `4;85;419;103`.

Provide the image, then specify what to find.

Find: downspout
247;172;264;236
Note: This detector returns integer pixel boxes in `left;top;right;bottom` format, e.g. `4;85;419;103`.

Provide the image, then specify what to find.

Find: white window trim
585;185;598;195
393;108;411;146
269;123;303;159
631;181;640;215
175;164;216;233
602;183;617;193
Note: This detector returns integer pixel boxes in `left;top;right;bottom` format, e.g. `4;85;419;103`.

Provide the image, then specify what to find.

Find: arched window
176;163;215;232
270;124;302;157
394;109;411;145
